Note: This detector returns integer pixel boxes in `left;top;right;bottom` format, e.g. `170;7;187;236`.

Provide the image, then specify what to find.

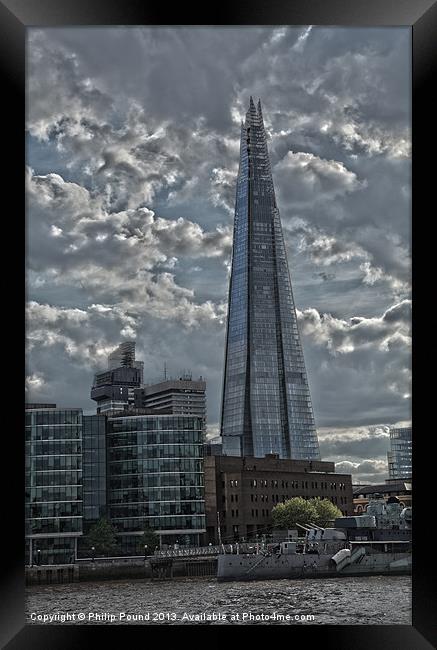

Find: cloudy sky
26;26;411;484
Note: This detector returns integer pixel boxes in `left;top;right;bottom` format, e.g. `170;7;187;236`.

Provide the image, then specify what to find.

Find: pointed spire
246;95;257;127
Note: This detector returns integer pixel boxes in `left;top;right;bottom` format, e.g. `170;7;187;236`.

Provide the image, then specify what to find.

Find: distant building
204;436;223;456
204;454;353;544
387;426;412;479
25;404;83;565
353;480;412;514
91;366;143;414
108;341;144;383
134;374;206;427
106;410;206;553
91;342;144;413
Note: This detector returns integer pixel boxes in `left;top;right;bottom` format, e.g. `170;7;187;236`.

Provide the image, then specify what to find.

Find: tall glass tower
221;97;321;460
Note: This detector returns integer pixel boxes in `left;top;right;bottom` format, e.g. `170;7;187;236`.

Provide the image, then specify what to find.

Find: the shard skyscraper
221;98;321;460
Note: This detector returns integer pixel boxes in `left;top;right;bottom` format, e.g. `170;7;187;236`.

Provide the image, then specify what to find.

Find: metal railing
154;543;259;558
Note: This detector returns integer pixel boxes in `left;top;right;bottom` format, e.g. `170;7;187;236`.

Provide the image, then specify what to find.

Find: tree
142;527;160;553
309;498;343;526
271;497;318;530
87;517;118;555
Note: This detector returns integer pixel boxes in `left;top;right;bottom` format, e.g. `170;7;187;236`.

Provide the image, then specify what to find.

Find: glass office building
82;415;107;526
25;405;83;565
221;98;320;460
387;427;412;479
107;412;206;553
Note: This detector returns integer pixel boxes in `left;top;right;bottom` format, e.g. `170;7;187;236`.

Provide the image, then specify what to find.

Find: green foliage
272;496;343;530
87;517;118;555
272;497;318;529
309;497;343;526
142;527;160;552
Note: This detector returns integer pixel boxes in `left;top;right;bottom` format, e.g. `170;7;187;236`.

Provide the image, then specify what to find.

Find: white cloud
25;372;46;393
274;151;365;207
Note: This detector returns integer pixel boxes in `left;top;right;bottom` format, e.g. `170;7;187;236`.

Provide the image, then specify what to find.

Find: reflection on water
26;575;411;625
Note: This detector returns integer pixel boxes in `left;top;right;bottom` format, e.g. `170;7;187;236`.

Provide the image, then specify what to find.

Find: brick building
204;454;353;544
353;479;412;514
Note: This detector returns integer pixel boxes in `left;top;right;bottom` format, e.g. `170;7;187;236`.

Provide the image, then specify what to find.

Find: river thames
26;575;411;625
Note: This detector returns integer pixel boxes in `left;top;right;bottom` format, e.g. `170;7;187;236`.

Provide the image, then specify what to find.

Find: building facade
91;342;144;414
108;341;144;383
82;414;107;527
387;426;412;479
25;405;83;565
91;366;143;414
204;454;353;544
106;410;206;554
134;375;206;428
221;97;320;460
353;480;412;514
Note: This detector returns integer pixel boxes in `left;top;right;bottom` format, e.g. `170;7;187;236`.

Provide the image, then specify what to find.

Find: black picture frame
1;0;435;647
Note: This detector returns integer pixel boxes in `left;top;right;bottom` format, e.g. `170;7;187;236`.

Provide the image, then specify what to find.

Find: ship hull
217;552;411;582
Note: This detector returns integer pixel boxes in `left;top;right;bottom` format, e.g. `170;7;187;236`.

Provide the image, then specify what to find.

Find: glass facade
107;414;206;553
82;415;107;526
221;98;320;460
25;407;83;565
388;427;412;479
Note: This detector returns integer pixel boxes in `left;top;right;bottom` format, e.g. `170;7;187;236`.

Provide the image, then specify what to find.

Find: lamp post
91;546;95;563
37;549;41;566
144;545;148;560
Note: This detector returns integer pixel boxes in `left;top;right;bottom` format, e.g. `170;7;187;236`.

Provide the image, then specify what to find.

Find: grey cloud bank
26;26;411;484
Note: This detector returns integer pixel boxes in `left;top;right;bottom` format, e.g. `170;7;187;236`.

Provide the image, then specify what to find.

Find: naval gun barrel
308;522;325;530
296;523;313;532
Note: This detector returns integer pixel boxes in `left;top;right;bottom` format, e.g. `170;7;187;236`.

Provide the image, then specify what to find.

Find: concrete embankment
26;557;218;585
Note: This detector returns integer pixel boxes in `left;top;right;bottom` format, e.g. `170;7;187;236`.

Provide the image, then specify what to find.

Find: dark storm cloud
26;27;411;482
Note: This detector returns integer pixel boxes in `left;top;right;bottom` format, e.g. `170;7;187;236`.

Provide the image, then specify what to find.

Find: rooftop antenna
164;362;167;381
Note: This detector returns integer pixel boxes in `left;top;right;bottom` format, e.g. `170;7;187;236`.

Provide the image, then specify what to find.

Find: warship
217;495;411;581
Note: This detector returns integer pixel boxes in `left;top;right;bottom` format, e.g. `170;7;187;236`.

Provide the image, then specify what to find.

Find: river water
26;575;411;625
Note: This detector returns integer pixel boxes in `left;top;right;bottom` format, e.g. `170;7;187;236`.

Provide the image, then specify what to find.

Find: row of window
26;426;82;441
26;471;82;487
111;515;205;532
245;479;348;490
29;457;81;471
109;459;203;474
108;418;203;432
27;441;82;455
27;518;82;535
26;486;82;502
108;474;203;489
108;444;204;461
110;502;205;517
108;487;204;503
108;431;204;445
26;502;82;518
26;411;82;425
